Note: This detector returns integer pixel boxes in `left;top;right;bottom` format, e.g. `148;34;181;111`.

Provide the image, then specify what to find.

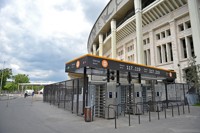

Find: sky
0;0;109;83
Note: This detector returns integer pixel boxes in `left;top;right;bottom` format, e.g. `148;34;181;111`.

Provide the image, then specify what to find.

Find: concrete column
185;37;191;58
169;20;181;82
99;34;103;56
123;44;126;60
161;45;165;63
134;0;144;64
133;38;137;62
146;49;150;65
166;43;170;63
93;44;97;55
188;0;200;64
149;31;155;66
111;19;117;59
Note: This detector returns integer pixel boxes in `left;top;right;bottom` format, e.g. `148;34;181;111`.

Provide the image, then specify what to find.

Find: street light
0;61;5;95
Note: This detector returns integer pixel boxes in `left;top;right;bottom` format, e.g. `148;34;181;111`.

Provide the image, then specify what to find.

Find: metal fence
43;78;84;115
166;83;190;101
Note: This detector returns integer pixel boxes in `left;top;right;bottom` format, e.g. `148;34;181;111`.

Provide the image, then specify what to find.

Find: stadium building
87;0;200;83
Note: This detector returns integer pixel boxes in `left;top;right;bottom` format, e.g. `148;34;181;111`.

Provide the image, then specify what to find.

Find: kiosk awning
65;54;176;80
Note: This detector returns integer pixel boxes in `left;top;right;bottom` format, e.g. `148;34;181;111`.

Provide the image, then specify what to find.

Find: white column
99;34;103;56
133;38;137;62
123;44;126;61
111;19;117;59
166;43;170;63
170;20;181;82
185;37;191;58
147;49;151;65
134;0;144;64
149;31;155;66
161;45;165;63
93;44;97;55
188;0;200;64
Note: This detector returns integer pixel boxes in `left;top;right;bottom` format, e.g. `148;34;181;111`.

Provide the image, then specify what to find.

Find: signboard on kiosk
65;54;176;79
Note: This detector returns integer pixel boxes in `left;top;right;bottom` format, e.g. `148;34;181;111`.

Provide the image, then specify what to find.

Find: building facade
87;0;200;83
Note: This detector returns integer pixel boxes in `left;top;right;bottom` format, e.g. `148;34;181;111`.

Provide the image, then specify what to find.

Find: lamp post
0;61;5;95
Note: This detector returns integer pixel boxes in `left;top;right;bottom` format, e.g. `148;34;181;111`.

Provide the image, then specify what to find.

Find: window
109;92;112;98
166;29;171;36
162;44;167;62
178;23;184;31
180;38;187;58
127;46;133;52
118;49;123;56
136;92;140;97
167;42;173;61
161;31;165;38
144;50;147;65
128;55;134;61
147;38;150;43
130;46;132;51
185;21;191;29
188;36;195;57
156;34;160;40
156;92;160;96
147;49;151;65
157;46;162;63
143;40;146;45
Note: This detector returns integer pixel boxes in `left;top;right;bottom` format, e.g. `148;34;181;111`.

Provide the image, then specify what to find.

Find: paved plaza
0;95;200;133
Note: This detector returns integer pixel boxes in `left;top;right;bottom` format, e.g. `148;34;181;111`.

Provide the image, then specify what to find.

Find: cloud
0;0;109;82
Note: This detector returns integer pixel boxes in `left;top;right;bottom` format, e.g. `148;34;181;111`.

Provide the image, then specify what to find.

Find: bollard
149;110;151;122
138;114;140;124
115;111;117;129
157;105;160;120
117;106;119;119
182;104;185;114
164;107;167;119
177;104;180;115
129;110;130;126
124;105;126;117
188;104;190;113
108;105;110;119
92;106;94;121
172;106;174;117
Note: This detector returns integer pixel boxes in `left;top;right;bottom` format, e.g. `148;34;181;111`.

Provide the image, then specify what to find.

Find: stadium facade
87;0;200;83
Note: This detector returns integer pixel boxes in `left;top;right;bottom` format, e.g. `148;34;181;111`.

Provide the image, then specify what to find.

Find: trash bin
84;106;91;122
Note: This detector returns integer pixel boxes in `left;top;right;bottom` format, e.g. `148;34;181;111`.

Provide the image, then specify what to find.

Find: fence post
149;109;151;122
115;111;117;129
182;103;185;114
177;103;180;115
129;109;131;126
138;114;141;124
188;104;190;113
157;105;160;120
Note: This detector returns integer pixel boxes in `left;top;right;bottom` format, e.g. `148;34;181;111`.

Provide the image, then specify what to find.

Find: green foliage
184;56;200;94
14;74;30;84
193;103;200;106
1;71;30;92
0;68;12;90
4;82;17;92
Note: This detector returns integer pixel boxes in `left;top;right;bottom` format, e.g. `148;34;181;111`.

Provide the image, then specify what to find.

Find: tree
0;68;12;91
4;82;16;92
184;56;200;94
14;74;30;84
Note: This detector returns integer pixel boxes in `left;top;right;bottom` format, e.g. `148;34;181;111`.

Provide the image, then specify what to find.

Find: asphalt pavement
0;95;200;133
